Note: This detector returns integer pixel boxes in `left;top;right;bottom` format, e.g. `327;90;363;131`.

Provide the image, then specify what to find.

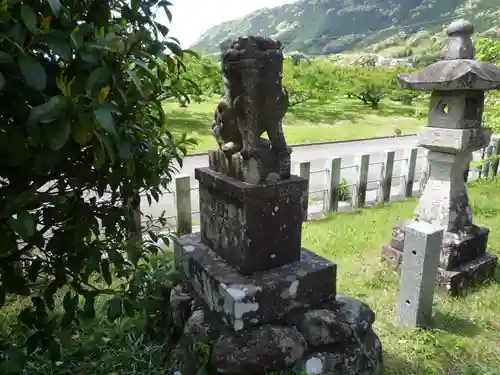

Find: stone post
396;222;443;328
381;20;500;296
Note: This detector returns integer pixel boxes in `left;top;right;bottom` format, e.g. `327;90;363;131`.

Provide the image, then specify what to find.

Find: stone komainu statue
211;36;291;181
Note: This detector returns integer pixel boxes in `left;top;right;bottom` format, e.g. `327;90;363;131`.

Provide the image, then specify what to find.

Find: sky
157;0;298;48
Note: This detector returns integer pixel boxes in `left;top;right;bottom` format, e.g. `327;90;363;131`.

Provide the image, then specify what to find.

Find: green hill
191;0;500;57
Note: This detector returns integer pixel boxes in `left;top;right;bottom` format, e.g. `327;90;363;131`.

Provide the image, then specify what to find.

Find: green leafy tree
345;67;396;109
0;0;194;371
282;59;337;107
475;38;500;134
176;54;222;105
475;37;500;64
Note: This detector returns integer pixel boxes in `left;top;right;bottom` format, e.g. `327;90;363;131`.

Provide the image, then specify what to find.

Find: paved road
140;135;486;229
141;135;419;225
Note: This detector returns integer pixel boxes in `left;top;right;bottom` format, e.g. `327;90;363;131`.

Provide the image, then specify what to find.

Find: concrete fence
142;136;500;235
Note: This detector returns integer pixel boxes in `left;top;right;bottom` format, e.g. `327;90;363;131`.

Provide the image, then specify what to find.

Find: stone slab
208;144;291;184
389;223;489;270
175;232;337;331
196;167;307;274
418;127;491;153
381;245;498;297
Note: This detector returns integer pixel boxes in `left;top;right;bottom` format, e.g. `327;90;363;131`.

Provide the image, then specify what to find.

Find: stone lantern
381;20;500;296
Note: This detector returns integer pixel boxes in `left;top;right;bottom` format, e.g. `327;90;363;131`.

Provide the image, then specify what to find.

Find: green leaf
9;211;35;240
94;106;118;136
100;258;112;285
82;296;96;319
47;338;61;361
49;121;71;150
86;67;110;95
20;4;37;32
0;51;14;64
0;72;5;91
29;96;64;124
92;138;106;169
25;332;43;355
46;37;71;61
165;41;183;57
126;69;146;98
18;56;47;91
46;0;61;17
107;296;123;321
43;281;59;310
62;290;78;314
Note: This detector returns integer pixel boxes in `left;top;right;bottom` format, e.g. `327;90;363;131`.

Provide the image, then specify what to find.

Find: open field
164;95;427;153
303;178;500;375
2;178;499;375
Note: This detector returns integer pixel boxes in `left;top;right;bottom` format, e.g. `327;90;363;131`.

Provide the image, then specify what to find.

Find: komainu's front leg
237;96;259;160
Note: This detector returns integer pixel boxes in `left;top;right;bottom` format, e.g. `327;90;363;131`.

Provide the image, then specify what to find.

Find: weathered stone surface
419;127;491;153
196;167;308;274
438;252;498;295
176;232;337;331
209;141;292;184
286;295;375;347
387;222;489;271
169;283;193;329
382;245;498;296
396;222;443;328
211;36;291;182
295;329;383;375
211;325;307;375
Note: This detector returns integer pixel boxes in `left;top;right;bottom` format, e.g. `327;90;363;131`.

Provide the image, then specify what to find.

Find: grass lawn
302;177;500;375
2;179;498;374
164;95;426;153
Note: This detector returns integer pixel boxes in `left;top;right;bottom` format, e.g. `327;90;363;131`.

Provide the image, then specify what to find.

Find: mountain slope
191;0;500;56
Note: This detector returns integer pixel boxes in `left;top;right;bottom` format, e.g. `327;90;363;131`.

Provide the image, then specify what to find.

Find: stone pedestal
196;167;305;274
171;167;382;374
381;20;500;296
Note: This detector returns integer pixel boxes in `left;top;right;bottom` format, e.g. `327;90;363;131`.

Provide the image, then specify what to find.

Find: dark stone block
386;222;489;270
175;232;337;331
380;245;403;268
437;253;498;296
196;167;308;274
381;244;498;297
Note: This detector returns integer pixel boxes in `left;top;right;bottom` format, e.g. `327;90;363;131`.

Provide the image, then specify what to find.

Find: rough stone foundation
381;222;498;296
167;281;383;375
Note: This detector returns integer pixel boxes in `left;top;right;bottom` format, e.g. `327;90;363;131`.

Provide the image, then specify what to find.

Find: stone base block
175;232;337;331
390;222;489;270
208;140;291;184
167;287;382;375
381;245;498;296
196;166;307;274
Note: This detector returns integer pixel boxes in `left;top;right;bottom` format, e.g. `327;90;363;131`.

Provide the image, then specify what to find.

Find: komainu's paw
221;142;240;153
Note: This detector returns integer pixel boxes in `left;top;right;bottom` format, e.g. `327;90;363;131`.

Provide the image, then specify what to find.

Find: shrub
0;0;194;371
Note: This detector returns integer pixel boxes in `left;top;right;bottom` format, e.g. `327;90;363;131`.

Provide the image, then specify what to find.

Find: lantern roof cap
398;20;500;91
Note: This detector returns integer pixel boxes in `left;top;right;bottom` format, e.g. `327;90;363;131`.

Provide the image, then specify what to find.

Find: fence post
482;143;494;178
379;150;395;203
489;136;500;177
420;151;430;191
353;153;369;209
175;175;192;234
400;148;418;198
477;148;485;179
326;157;341;212
299;161;311;221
